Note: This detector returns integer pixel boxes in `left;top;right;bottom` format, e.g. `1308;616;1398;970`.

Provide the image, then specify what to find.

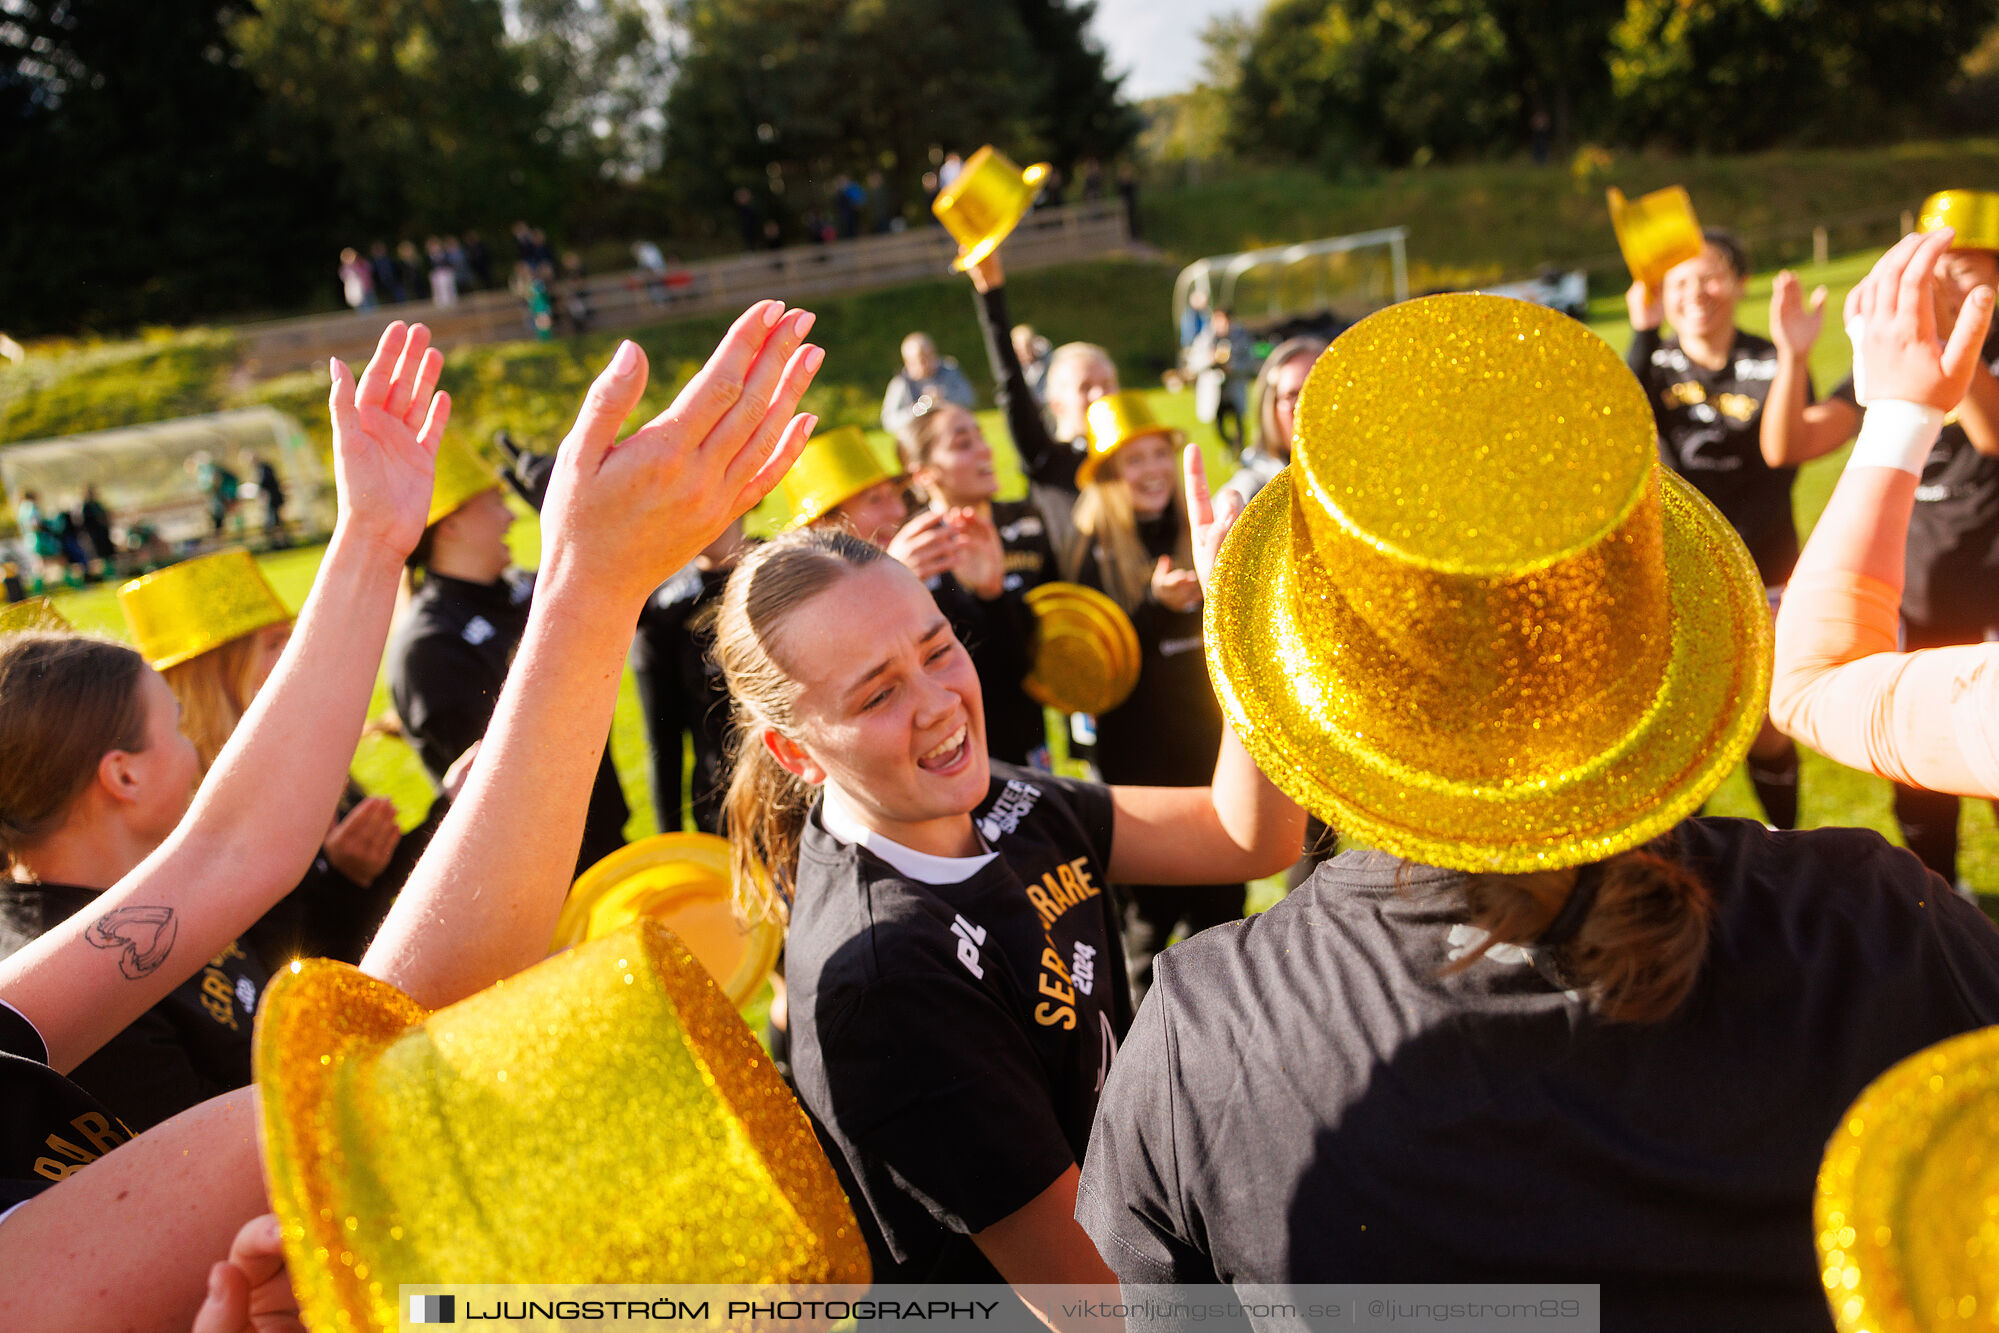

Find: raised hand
967;252;1005;295
538;301;821;607
322;796;399;887
1770;270;1827;357
328;322;450;559
1849;228;1996;411
1626;280;1663;332
1183;443;1243;598
886;506;960;582
945;506;1005;598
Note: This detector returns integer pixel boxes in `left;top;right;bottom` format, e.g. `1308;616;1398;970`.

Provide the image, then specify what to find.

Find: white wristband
1848;399;1944;475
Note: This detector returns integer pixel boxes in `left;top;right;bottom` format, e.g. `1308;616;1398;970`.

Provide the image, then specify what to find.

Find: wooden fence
237;201;1134;376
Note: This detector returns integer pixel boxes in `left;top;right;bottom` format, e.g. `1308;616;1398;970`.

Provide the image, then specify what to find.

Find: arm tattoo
84;906;178;979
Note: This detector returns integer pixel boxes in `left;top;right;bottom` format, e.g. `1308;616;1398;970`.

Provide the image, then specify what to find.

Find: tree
0;0;333;333
1610;0;1999;151
508;0;671;179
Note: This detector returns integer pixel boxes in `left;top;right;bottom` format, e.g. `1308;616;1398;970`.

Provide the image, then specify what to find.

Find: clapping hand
538;301;822;607
322;797;399;887
1770;269;1827;357
1848;228;1995;411
945;506;1005;598
1183;443;1244;600
328;322;450;560
887;507;960;582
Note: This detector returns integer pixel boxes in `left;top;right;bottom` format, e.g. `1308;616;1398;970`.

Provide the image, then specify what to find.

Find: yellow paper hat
932;145;1053;272
426;434;501;529
1023;582;1140;715
118;549;291;670
0;597;71;635
777;425;899;529
1918;190;1999;253
1608;185;1705;289
1205;293;1769;873
1816;1024;1999;1332
553;833;782;1008
257;922;869;1331
1076;391;1187;487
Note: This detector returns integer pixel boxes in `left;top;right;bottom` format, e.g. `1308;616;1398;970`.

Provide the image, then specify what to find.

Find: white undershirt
820;788;997;885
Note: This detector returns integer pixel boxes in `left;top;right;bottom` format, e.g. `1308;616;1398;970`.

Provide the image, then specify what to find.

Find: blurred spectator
1011;323;1052;402
922;171;942;222
1190;308;1255;453
15;492;58;581
396;239;424;294
1180;287;1211;348
426;237;459;307
444;236;475;292
939;150;964;188
866;170;893;233
1081;157;1104;202
512;262;555;340
1118;162;1141;240
369;242;406;303
53;504;89;578
881;332;976;435
338;248;375;311
79;486;114;570
191;452;241;538
252;456;288;548
2;562;23;603
834;175;866;239
633;240;669;304
1037;166;1067;209
557;252;593;333
463;230;495;288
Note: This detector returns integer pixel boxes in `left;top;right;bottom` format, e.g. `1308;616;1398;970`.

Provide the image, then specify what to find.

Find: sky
1087;0;1259;100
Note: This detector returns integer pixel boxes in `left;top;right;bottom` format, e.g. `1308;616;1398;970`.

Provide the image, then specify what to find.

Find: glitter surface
1816;1024;1999;1332
257;924;869;1332
1023;582;1139;715
1607;185;1704;289
551;833;781;1007
117;549;291;669
0;597;71;635
1204;294;1770;872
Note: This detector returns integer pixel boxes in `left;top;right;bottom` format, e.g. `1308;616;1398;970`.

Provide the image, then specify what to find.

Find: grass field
43;240;1999;926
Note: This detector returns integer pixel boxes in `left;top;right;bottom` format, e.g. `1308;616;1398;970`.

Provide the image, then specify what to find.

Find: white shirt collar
820;788;997;885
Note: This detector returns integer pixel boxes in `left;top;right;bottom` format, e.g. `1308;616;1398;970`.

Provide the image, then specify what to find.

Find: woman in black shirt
710;484;1300;1314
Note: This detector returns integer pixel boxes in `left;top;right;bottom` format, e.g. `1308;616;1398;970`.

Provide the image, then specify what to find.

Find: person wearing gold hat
1764;191;1999;888
1627;226;1806;834
386;430;630;873
1075;291;1999;1326
119;550;451;972
1065;389;1243;1001
1773;230;1999;801
709;465;1301;1308
0;308;829;1331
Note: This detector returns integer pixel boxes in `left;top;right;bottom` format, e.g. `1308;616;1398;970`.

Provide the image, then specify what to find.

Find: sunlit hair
1249;336;1328;459
0;631;149;872
162;632;276;773
711;528;889;925
1064;445;1192;614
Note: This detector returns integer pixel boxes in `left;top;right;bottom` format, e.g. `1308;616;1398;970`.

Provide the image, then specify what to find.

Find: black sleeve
818;968;1078;1235
1015;766;1118;873
1625;326;1662;400
393;633;502;785
65;1009;233;1133
630;606;689;834
974;284;1080;494
1076;974;1217;1285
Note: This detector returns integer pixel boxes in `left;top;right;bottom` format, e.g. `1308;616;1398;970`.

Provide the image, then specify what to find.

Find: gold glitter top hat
776;425;899;529
1076;391;1187;487
0;597;71;636
1205;293;1769;873
1816;1024;1999;1333
426;433;501;529
117;550;291;670
1022;581;1140;715
1608;185;1705;290
1918;190;1999;253
257;922;870;1331
552;833;782;1008
932;145;1052;272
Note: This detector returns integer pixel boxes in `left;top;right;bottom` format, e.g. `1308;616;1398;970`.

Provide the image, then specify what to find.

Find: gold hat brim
1816;1024;1999;1333
1027;582;1140;681
1206;465;1770;873
1918;190;1999;253
948;163;1052;272
258;924;869;1330
1074;426;1188;488
552;833;781;1008
1023;626;1136;715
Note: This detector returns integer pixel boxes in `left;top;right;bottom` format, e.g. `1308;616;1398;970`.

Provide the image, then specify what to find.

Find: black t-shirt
631;562;738;835
0;882;268;1132
992;498;1058;594
1074;511;1222;787
387;570;629;871
787;763;1131;1281
1832;329;1999;636
1077;819;1999;1331
1628;328;1800;585
0;1001;132;1213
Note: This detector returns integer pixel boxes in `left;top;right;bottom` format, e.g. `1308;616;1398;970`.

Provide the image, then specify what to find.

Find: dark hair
1439;835;1715;1024
1702;228;1749;279
0;632;151;870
